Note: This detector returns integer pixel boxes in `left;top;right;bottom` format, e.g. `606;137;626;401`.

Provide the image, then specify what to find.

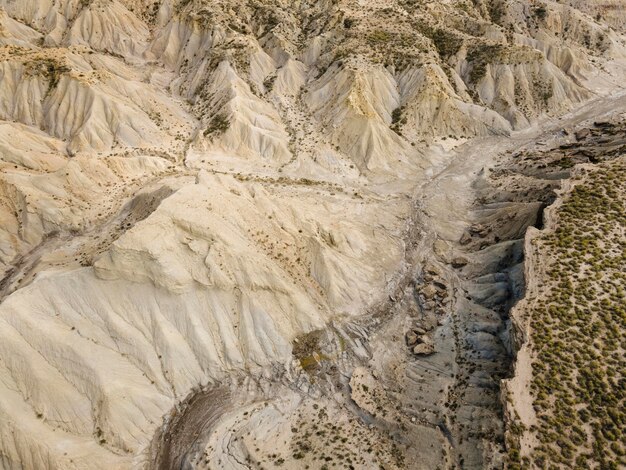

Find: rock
419;335;434;346
470;224;489;238
424;263;441;276
405;331;419;347
421;285;438;299
451;257;468;268
593;121;612;129
433;239;450;258
413;343;435;356
459;231;472;245
414;327;427;336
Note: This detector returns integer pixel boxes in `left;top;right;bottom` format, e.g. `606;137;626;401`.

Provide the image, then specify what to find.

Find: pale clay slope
0;0;624;468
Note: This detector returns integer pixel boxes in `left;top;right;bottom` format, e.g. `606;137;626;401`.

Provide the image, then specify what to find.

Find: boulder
406;330;419;347
433;239;450;257
470;224;489;238
421;284;438;299
424;263;441;276
451;257;468;268
413;343;435;356
419;335;434;346
459;231;472;245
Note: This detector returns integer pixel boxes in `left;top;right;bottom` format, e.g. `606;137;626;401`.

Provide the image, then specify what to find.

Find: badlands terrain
0;0;624;469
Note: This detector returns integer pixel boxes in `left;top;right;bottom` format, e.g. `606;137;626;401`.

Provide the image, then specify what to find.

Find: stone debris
405;326;436;356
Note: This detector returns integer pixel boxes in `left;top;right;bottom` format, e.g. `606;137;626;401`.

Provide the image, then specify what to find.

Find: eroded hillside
0;1;624;469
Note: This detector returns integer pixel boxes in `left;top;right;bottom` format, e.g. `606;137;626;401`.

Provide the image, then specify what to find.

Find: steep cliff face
0;1;623;469
501;119;626;470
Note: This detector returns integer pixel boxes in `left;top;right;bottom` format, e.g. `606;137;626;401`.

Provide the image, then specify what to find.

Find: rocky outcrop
501;117;626;468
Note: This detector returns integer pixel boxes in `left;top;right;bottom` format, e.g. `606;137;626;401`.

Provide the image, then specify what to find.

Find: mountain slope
0;1;624;469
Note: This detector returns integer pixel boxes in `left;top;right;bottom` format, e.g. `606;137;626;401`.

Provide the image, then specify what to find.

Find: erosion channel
148;91;626;470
